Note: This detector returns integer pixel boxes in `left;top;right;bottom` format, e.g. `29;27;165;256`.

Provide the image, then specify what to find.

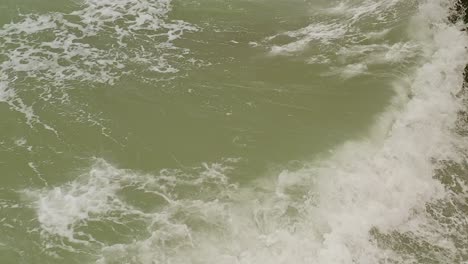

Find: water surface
0;0;467;263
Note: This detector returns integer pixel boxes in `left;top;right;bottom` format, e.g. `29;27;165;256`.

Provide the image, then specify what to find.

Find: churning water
0;0;467;263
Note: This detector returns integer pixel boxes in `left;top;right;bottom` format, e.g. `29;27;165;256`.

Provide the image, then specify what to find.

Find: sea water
0;0;467;263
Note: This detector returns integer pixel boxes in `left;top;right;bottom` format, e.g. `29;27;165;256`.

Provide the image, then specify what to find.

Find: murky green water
0;0;467;263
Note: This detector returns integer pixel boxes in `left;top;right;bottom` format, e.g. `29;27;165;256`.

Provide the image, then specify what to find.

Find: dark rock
449;0;468;24
465;64;468;83
460;0;468;23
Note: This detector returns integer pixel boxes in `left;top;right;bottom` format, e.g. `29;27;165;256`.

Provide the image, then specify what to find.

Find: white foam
28;162;48;185
25;160;129;242
322;42;421;78
25;158;238;245
0;0;198;132
266;0;411;60
0;81;57;134
307;55;331;64
266;0;468;262
337;42;421;65
269;22;347;55
14;137;27;147
324;0;404;23
110;0;466;262
335;63;369;79
24;0;468;262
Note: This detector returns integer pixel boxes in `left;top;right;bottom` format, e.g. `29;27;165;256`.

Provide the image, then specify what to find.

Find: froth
23;0;468;263
265;0;418;79
24;158;238;248
269;22;347;55
0;81;57;133
0;0;197;132
271;0;468;262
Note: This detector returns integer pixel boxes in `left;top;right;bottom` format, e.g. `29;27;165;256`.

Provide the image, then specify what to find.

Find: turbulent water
0;0;468;263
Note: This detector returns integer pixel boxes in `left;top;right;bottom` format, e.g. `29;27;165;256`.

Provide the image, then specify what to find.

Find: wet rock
459;0;468;23
450;0;468;24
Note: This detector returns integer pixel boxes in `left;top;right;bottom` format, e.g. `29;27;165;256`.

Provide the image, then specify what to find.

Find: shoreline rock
462;0;468;84
450;0;468;24
452;0;468;83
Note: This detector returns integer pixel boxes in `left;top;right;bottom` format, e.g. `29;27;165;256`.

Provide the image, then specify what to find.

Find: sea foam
0;0;197;134
24;0;468;263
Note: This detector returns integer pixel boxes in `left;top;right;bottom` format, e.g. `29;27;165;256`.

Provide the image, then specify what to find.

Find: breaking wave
20;0;468;263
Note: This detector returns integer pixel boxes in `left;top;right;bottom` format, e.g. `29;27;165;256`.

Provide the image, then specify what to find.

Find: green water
0;0;403;175
0;0;467;263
